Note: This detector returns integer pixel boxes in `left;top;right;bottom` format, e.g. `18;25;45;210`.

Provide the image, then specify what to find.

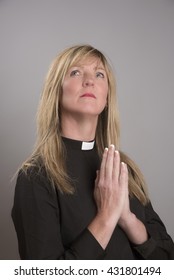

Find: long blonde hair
22;44;149;204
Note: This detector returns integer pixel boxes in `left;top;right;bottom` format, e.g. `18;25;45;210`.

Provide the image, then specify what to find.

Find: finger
99;148;108;185
105;144;115;180
113;150;120;182
95;170;99;185
124;164;129;195
119;162;128;191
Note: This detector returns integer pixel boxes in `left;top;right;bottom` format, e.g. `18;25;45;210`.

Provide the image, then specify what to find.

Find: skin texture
61;58;108;141
89;145;148;249
61;57;148;249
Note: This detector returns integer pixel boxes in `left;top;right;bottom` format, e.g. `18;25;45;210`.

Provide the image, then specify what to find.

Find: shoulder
16;163;53;194
18;164;45;182
13;165;59;216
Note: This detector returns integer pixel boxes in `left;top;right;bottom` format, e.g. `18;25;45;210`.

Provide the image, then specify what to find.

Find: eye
70;70;80;76
96;72;105;78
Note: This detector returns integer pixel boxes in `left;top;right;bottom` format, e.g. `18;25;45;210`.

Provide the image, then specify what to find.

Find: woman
12;44;174;259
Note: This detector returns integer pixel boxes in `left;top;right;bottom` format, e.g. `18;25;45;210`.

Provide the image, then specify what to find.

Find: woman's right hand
94;145;128;227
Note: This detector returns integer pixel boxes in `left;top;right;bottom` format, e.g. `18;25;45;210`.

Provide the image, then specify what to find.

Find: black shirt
12;137;174;259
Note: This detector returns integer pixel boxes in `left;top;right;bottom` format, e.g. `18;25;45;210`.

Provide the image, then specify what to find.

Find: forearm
119;213;148;245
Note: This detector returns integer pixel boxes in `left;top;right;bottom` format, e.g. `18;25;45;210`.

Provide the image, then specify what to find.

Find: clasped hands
89;145;148;247
94;144;132;228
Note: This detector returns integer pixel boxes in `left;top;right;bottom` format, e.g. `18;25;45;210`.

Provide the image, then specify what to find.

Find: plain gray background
0;0;174;259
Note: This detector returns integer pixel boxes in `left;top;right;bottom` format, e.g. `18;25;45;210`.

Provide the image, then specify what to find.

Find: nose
82;73;94;87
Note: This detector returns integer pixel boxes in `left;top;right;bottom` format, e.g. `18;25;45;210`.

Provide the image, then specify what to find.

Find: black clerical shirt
12;137;174;259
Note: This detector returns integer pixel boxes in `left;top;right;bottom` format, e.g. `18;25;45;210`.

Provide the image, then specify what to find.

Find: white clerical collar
81;141;95;150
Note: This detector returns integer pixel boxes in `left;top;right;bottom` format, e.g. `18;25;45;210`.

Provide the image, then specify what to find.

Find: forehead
69;56;105;69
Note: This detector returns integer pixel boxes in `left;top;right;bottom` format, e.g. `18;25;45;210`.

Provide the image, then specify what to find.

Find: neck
61;114;98;141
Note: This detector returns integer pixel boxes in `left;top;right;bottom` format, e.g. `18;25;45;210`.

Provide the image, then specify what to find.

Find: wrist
118;212;135;229
95;211;119;229
88;213;119;250
119;213;148;245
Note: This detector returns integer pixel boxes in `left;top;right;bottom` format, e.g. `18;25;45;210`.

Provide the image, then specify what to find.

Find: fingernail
121;162;127;169
110;144;115;149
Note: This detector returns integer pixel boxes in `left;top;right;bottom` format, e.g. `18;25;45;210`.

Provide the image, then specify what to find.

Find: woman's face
60;57;108;119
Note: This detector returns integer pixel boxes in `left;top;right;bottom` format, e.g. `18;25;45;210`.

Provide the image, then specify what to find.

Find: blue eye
96;72;105;78
70;70;80;76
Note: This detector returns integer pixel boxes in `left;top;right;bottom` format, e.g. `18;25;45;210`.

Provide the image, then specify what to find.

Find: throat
61;114;98;142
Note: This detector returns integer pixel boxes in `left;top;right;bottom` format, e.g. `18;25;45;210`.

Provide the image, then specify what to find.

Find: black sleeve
11;170;105;260
132;202;174;259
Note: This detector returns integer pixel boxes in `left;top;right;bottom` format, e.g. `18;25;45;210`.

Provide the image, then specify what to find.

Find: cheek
98;89;108;111
62;79;79;97
102;84;108;102
61;81;79;109
62;80;71;96
102;96;108;108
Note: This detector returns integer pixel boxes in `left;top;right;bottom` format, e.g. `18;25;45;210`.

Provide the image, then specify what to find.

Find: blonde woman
12;45;174;259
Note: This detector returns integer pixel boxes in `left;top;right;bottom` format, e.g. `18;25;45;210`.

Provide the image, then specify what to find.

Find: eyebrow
95;66;105;71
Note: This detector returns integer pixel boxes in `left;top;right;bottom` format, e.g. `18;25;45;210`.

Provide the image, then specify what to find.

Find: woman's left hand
118;164;148;245
118;169;132;227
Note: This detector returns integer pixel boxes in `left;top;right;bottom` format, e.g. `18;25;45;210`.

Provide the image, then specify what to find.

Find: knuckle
98;179;104;188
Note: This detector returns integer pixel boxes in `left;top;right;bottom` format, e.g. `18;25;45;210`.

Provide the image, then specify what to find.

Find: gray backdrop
0;0;174;259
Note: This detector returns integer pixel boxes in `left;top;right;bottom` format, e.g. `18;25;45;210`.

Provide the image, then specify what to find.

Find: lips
80;93;96;98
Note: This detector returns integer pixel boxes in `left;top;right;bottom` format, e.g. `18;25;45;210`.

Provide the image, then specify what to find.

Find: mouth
80;93;96;99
